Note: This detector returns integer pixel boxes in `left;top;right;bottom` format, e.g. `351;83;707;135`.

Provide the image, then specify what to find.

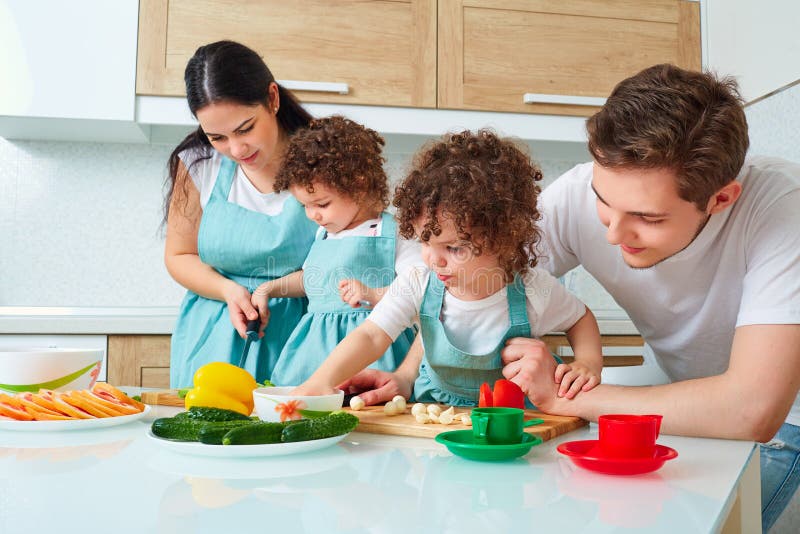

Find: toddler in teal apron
270;212;416;385
170;156;317;386
290;129;604;406
251;116;419;386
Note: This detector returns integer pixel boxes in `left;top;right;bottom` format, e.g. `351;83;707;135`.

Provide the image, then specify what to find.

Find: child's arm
293;320;394;395
557;308;603;399
338;279;388;308
249;270;306;336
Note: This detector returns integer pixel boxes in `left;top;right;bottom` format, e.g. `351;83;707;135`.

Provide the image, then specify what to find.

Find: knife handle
245;318;261;340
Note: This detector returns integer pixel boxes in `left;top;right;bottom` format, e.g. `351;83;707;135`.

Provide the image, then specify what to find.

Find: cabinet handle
523;93;606;107
277;80;349;95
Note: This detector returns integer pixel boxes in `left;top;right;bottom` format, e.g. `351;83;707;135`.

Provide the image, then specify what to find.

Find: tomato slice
492;379;525;409
478;382;493;408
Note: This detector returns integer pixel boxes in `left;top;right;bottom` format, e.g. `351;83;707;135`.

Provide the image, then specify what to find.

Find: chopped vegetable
492;379;525;409
478;382;493;408
349;396;366;411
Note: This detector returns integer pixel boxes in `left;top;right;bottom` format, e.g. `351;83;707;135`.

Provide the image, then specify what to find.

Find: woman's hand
337;369;413;406
554;361;601;399
223;281;260;338
338;279;373;308
250;283;272;337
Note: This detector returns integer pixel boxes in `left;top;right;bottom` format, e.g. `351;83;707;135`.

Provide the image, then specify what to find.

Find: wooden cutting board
344;405;586;441
141;389;184;407
141;390;586;442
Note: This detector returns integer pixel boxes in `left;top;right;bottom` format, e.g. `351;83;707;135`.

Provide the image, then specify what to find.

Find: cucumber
184;406;252;422
151;417;253;442
281;411;359;443
198;421;258;445
222;422;286;445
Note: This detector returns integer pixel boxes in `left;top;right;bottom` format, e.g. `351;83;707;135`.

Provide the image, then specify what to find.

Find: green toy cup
471;407;542;445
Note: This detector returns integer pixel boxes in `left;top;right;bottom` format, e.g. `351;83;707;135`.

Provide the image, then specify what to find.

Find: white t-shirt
302;218;424;276
368;267;587;355
180;149;292;215
539;156;800;427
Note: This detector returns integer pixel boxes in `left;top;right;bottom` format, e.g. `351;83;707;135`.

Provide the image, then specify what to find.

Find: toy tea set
438;410;677;475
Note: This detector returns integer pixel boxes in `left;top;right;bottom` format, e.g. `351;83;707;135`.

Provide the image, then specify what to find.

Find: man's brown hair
394;130;543;281
587;64;749;210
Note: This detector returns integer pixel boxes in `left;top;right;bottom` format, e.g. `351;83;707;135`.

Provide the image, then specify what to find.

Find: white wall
0;136;586;308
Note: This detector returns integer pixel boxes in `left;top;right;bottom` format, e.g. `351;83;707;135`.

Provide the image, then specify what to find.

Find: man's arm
503;323;800;441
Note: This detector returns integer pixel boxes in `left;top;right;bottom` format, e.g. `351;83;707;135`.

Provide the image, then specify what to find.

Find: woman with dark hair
164;40;317;386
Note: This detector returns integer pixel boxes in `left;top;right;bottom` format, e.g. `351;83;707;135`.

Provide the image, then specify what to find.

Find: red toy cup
598;414;663;458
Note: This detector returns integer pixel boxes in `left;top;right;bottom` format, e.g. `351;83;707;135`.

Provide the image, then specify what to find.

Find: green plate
435;430;543;461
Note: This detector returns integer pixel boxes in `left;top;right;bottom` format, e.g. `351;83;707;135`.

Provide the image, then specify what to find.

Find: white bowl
0;348;104;394
252;386;344;423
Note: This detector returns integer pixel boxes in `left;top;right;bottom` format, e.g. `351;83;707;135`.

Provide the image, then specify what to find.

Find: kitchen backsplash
0;135;591;308
2;82;797;312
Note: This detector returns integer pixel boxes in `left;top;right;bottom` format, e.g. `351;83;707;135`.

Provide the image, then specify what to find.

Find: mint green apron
169;157;317;387
413;274;532;406
270;212;414;386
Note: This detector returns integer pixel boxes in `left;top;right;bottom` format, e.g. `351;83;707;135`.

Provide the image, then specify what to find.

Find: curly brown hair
394;130;543;281
587;64;749;210
274;115;389;211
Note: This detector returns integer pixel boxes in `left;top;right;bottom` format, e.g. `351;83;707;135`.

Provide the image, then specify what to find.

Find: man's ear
706;181;743;215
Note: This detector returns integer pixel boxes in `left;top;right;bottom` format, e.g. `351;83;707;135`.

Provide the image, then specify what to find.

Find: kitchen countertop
0;399;759;533
0;306;639;335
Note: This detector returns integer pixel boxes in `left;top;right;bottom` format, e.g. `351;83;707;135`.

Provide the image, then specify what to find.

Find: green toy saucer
435;430;543;461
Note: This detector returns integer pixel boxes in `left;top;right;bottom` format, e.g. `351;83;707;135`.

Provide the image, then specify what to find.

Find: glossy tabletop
0;402;756;533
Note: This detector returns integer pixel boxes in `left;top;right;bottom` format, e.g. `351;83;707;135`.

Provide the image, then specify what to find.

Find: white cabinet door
704;0;800;102
0;0;138;120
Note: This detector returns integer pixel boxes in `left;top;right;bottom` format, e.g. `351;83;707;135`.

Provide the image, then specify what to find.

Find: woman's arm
164;160;256;336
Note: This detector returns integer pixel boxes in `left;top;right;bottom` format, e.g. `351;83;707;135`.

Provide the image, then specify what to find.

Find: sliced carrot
62;392;117;418
92;383;146;411
51;393;95;419
0;401;34;421
18;395;65;417
84;391;139;415
23;404;72;421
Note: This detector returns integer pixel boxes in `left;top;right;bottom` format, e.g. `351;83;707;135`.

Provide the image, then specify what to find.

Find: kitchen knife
237;317;261;369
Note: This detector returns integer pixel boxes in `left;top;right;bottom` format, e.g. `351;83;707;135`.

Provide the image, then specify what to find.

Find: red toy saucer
557;439;678;475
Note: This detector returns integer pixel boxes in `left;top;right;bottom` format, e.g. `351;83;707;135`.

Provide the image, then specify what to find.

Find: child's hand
223;281;260;339
250;283;272;336
291;382;338;396
338;279;372;308
554;362;601;399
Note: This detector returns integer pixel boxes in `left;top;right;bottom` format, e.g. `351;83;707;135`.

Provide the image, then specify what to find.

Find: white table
0;403;759;533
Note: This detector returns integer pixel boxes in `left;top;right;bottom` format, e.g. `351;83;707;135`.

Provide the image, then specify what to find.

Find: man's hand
337;369;412;406
501;337;560;412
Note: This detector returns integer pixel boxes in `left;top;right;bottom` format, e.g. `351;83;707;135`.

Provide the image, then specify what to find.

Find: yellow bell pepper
183;362;257;415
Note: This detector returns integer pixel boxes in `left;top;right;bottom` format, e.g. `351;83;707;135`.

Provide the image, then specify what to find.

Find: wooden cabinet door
137;0;436;108
107;335;171;388
438;0;701;116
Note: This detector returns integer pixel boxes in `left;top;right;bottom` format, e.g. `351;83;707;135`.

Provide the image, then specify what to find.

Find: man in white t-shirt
499;64;800;533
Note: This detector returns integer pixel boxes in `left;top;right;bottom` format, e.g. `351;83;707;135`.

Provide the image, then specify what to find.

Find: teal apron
413;274;532;406
170;157;317;387
270;212;414;386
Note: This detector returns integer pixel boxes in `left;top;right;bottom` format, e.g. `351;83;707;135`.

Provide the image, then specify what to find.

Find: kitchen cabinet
0;0;147;142
104;334;642;390
542;334;644;367
438;0;701;116
106;335;170;388
136;0;437;108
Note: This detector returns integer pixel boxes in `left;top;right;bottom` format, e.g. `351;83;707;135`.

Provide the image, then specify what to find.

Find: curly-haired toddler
294;130;603;405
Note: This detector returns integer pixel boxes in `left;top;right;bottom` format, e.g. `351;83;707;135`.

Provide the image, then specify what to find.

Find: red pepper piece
478;382;493;407
492;379;525;409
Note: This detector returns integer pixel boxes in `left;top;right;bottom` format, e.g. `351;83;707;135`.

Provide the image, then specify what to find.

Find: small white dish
146;430;347;458
252;386;344;423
